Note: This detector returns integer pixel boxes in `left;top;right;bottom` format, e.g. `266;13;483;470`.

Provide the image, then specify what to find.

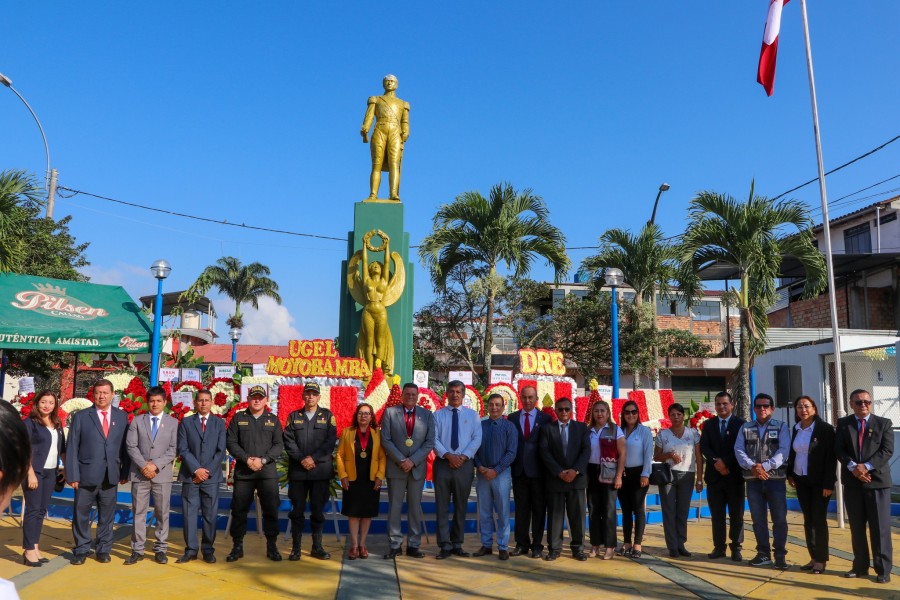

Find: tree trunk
483;267;495;386
734;273;752;420
632;294;642;391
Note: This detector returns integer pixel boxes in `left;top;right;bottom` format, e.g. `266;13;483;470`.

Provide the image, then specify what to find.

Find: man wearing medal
380;382;435;558
283;382;337;560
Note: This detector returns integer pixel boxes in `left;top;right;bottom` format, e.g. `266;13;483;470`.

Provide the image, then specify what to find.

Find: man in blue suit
176;389;227;564
65;378;130;565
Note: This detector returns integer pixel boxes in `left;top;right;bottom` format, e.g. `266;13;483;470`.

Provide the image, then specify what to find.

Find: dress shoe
842;570;866;578
309;546;330;560
22;553;42;567
39;558;49;564
677;547;692;557
202;553;216;564
530;549;543;559
473;546;492;557
406;548;425;558
123;553;144;565
348;546;358;560
450;548;471;557
498;550;509;561
175;552;197;564
876;575;891;584
800;561;814;571
96;553;111;563
70;554;87;566
668;550;678;558
435;549;452;560
358;546;369;559
708;548;726;559
226;545;244;562
574;552;588;561
509;546;526;557
155;552;168;564
384;547;402;559
543;552;560;561
731;549;743;562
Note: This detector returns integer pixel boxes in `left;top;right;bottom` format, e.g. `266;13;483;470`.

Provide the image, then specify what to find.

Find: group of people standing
10;377;895;585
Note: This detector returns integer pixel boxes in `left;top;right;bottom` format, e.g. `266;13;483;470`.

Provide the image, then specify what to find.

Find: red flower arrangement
376;380;403;426
123;376;147;399
175;380;204;393
417;387;442;412
169;402;192;422
689;409;715;431
214;392;228;407
17;392;36;419
442;385;485;416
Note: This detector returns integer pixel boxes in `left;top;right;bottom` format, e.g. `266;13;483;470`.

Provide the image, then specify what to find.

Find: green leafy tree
185;257;282;328
657;329;713;359
681;182;826;418
419;183;570;378
0;170;44;271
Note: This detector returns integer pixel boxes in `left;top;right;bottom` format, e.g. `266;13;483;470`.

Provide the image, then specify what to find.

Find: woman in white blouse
616;400;653;559
654;403;702;558
586;401;625;560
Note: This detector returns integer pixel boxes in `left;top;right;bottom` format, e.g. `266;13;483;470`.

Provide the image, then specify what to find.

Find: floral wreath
483;382;519;415
689;409;715;431
417;387;443;412
442;385;485;416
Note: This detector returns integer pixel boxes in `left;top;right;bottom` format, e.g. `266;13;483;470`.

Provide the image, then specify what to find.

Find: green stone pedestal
338;201;413;383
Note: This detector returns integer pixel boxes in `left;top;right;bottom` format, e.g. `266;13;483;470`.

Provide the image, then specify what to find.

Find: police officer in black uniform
283;381;337;560
225;384;284;562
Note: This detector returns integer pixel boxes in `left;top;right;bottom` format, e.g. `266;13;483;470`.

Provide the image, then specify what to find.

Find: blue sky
2;2;899;344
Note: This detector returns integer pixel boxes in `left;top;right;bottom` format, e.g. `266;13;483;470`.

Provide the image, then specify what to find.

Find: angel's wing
382;252;406;306
346;251;367;306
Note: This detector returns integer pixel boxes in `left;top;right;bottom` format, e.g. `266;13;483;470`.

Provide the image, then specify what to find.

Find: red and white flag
758;0;789;96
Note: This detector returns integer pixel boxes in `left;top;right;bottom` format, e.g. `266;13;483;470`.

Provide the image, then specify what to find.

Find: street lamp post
647;182;670;226
149;259;172;386
605;268;625;399
229;327;242;363
0;71;57;218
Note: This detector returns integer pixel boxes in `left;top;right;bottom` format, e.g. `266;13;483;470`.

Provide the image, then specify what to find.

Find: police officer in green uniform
283;381;337;560
225;385;284;562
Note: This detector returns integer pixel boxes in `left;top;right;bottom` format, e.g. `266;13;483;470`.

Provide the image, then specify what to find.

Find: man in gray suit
380;382;435;559
176;388;226;564
65;378;131;565
124;386;179;565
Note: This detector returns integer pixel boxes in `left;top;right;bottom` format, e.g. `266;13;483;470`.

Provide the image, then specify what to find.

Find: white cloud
239;297;302;345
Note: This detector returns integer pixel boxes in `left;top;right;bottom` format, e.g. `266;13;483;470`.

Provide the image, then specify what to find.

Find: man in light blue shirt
433;380;482;559
734;393;790;570
473;394;518;560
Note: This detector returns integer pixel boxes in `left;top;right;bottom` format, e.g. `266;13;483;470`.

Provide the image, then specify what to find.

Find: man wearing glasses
835;389;893;584
734;393;790;570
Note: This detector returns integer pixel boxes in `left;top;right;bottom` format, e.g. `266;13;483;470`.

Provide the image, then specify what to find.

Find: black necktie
720;418;727;439
451;408;460;451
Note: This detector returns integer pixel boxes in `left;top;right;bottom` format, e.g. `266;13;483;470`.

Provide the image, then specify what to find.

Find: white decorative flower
61;398;93;414
105;372;138;393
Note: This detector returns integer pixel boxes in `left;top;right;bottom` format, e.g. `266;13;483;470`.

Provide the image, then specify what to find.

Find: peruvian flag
757;0;789;96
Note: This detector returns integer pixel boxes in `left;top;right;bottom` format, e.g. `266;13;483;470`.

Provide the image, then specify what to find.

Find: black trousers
706;477;745;551
181;478;220;555
793;475;830;563
618;466;648;545
586;463;617;547
288;478;330;537
546;486;586;554
229;478;280;541
844;485;893;576
22;469;56;549
512;475;546;551
72;479;118;555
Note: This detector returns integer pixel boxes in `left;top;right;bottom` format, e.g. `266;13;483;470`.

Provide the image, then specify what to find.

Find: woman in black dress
337;403;386;559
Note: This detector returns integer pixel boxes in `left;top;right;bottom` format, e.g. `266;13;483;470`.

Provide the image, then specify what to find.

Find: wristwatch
261;457;268;465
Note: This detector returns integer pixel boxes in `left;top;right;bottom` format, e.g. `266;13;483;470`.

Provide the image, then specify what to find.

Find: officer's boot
289;534;302;561
310;534;331;560
266;536;282;562
226;539;244;562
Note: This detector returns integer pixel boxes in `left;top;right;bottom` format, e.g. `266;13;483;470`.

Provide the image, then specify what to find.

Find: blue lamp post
605;268;624;399
229;327;242;363
149;259;172;386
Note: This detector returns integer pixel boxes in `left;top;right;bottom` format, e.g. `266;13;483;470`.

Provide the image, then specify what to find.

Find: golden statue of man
347;230;406;375
360;74;410;202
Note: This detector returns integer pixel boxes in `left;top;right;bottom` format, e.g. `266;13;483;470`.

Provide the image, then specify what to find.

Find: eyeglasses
853;400;872;406
623;409;638;415
556;407;572;412
754;404;772;409
795;404;814;410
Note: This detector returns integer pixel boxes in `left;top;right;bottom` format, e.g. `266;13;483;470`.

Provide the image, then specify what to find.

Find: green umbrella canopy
0;273;152;353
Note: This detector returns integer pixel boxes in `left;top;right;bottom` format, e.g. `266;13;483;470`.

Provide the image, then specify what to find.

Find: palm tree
581;223;700;388
681;182;826;418
196;257;282;329
419;183;570;379
0;170;42;271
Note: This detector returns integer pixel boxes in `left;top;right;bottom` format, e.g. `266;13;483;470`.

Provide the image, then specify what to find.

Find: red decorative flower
214;392;227;406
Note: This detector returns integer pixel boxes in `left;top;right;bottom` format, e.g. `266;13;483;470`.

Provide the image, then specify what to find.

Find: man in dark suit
539;397;590;561
835;389;894;584
380;382;435;559
176;388;226;564
699;391;746;562
283;381;337;560
65;378;130;565
508;385;552;559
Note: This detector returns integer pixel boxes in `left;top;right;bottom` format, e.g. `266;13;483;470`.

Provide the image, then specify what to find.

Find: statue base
338;201;414;383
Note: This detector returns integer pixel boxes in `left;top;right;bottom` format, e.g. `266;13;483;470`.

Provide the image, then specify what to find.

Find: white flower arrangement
61;397;93;414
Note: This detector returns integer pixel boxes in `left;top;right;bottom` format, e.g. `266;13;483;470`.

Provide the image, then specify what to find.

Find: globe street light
149;259;172;386
605;267;625;399
647;182;671;226
229;327;242;363
0;71;58;218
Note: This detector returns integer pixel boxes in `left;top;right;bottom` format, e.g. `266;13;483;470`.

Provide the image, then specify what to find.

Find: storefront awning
0;274;152;353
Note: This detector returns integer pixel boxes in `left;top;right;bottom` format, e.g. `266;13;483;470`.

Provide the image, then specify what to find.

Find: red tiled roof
191;344;284;364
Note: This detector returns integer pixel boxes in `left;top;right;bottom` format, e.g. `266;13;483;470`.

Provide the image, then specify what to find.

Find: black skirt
341;435;380;518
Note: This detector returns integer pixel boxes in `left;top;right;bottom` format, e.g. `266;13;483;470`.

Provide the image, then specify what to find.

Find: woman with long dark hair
1;399;31;598
21;391;66;567
586;401;625;560
786;395;835;574
616;400;653;559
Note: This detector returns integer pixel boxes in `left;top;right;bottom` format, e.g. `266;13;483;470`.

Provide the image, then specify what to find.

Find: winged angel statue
347;229;405;375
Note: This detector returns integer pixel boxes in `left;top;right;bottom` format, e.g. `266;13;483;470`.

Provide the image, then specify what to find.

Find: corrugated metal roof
734;328;900;352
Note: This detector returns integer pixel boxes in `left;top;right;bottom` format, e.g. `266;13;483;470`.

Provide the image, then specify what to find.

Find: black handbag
54;468;66;493
649;462;673;486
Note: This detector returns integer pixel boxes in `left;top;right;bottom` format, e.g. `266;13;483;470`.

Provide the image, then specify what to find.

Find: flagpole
799;0;845;529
